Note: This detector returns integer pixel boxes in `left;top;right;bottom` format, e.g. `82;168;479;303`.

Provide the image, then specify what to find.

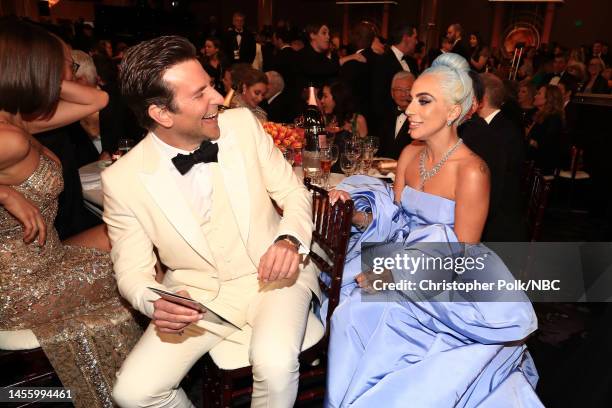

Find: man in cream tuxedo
103;36;320;408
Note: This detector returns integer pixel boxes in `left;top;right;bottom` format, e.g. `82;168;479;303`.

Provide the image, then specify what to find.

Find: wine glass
282;147;295;166
320;146;339;189
340;154;357;177
361;146;375;174
364;136;380;156
118;138;135;154
344;139;361;162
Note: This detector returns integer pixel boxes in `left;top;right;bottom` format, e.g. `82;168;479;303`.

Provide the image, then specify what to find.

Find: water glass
282;147;295;166
340;154;357;177
301;149;322;184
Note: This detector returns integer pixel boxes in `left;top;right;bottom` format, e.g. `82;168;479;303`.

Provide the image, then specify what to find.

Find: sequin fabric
0;154;142;408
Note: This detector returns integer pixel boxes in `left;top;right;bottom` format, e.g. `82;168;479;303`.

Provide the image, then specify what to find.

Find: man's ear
148;104;174;129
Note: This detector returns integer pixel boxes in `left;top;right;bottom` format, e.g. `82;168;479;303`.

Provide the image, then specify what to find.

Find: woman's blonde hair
421;53;474;125
534;85;564;124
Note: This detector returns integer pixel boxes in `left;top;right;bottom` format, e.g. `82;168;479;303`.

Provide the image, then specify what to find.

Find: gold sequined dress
0;154;142;408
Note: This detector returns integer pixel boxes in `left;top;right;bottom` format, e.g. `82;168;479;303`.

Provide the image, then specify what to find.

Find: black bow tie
171;141;218;175
401;54;410;61
396;108;406;117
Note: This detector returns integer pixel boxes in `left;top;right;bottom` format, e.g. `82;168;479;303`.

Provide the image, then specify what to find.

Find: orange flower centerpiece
262;122;305;164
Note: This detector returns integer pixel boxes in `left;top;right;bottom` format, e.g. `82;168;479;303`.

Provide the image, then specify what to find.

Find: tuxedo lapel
216;127;251;245
137;134;216;266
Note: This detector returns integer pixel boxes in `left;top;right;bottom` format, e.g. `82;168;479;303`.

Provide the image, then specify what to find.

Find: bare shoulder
0;126;32;169
457;146;490;187
397;141;424;167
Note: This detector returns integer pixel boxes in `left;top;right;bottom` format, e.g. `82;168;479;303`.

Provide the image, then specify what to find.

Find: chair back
521;160;537;197
304;179;354;336
526;170;553;241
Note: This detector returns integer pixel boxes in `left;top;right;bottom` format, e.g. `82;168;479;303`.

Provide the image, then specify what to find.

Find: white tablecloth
79;161;105;207
79;161;349;208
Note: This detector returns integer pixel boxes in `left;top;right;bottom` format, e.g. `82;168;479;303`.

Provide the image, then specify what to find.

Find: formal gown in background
325;176;542;408
0;154;142;408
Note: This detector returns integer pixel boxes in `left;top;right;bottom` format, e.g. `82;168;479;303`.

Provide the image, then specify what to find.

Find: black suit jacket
261;91;296;124
377;109;412;160
460;112;526;241
340;50;372;120
370;49;405;131
451;39;470;60
297;44;340;90
270;46;301;112
222;27;256;64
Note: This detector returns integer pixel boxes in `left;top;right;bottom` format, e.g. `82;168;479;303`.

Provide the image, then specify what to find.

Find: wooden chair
520;160;537;198
555;145;590;210
525;170;553;241
200;179;354;407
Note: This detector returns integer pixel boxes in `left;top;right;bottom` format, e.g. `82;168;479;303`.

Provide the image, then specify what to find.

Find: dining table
78;160;355;208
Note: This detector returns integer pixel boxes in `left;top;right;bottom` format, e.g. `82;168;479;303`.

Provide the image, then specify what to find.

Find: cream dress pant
112;280;312;408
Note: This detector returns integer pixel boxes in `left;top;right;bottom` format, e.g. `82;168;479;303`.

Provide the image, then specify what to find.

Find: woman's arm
0;185;47;245
339;53;367;66
454;157;490;243
25;80;109;134
470;55;487;71
357;114;368;137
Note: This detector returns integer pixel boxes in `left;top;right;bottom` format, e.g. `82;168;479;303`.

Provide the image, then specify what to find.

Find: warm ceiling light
48;0;61;7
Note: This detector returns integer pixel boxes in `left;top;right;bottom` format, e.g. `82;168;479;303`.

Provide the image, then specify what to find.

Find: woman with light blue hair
324;53;542;407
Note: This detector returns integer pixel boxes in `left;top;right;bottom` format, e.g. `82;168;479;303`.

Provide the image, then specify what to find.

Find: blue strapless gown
325;176;542;408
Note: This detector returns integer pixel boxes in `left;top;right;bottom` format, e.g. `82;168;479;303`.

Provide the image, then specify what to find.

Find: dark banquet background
1;0;612;407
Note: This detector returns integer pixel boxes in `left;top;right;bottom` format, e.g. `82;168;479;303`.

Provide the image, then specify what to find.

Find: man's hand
152;290;203;334
258;240;301;283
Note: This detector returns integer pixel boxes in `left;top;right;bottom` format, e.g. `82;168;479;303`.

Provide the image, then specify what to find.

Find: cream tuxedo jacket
102;109;317;326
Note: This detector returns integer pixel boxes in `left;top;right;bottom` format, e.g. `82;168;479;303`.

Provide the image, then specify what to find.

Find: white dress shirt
151;133;214;223
391;45;410;72
483;109;501;125
395;112;407;138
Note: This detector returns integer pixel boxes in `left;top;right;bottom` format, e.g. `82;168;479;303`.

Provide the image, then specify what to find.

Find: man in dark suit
222;12;256;65
370;24;418;132
377;71;415;160
446;23;470;60
262;71;296;123
464;73;525;241
340;23;376;120
542;53;569;85
270;28;301;112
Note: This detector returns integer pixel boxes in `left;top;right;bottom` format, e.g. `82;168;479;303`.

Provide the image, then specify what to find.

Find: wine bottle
302;84;325;151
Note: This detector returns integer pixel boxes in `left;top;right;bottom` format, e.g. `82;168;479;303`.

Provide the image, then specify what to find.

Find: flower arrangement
263;122;304;151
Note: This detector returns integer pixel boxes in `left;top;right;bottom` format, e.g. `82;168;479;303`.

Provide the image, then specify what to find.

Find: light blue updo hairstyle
422;53;474;125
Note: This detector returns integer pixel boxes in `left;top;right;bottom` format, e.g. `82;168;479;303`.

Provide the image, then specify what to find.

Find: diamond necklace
418;138;463;190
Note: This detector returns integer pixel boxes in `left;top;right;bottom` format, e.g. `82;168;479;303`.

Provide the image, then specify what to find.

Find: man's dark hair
274;27;293;45
119;35;196;130
0;18;64;119
389;24;417;46
350;23;375;50
559;73;578;96
449;23;464;38
479;73;505;109
305;21;328;37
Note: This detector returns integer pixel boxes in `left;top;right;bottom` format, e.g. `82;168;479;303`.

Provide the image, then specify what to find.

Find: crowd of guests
1;10;611;408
